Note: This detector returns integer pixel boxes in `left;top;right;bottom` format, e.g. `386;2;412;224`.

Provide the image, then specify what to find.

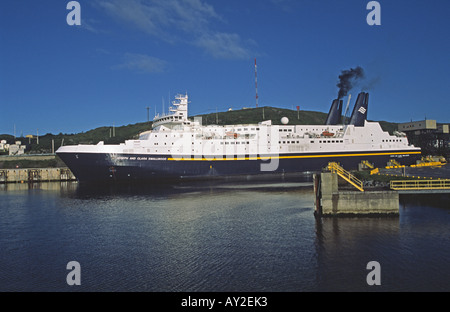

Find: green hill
198;106;327;126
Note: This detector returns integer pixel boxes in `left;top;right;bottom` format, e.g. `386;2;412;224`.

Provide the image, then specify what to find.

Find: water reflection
1;171;449;291
315;216;401;291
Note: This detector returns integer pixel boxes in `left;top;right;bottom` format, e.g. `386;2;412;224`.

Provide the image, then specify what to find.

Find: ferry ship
56;92;421;183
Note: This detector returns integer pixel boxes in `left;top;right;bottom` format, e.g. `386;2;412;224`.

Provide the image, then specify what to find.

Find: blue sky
1;0;449;135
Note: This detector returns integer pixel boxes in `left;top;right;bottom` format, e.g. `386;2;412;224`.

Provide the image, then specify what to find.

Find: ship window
256;128;259;130
283;141;286;144
311;141;314;143
332;140;335;143
244;128;248;131
297;141;299;143
251;128;255;130
319;141;322;143
340;140;343;143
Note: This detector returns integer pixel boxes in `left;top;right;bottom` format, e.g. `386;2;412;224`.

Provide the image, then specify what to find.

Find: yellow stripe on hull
168;151;421;161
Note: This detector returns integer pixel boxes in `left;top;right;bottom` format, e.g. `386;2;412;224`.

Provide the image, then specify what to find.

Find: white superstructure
135;94;413;158
59;94;415;159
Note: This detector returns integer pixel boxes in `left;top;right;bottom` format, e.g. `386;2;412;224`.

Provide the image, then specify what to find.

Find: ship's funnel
325;99;343;125
348;92;368;127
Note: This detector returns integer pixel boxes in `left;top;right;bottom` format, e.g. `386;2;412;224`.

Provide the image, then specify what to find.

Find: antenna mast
254;58;258;108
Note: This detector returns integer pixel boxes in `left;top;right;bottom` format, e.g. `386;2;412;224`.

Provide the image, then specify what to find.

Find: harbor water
1;166;449;292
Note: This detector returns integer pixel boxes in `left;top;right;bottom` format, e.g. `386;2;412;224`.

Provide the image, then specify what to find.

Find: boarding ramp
327;162;364;192
362;160;374;169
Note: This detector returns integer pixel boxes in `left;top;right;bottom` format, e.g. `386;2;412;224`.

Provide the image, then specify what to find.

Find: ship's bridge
152;94;191;129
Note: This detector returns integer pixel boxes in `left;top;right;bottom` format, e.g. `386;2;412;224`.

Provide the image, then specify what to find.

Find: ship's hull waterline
57;149;421;183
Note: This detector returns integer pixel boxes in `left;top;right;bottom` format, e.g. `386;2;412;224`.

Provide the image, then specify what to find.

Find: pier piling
314;171;399;217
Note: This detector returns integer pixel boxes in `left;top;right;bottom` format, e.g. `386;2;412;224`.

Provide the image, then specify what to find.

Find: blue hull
57;150;421;183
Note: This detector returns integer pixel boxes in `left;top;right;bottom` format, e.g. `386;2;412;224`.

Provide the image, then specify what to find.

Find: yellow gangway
362;160;374;169
327;162;364;192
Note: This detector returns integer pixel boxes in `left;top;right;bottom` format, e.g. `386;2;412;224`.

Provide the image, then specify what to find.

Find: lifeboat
226;131;239;138
322;131;334;137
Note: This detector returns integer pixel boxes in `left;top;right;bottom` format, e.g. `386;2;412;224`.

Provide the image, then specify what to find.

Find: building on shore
2;141;26;156
398;119;449;153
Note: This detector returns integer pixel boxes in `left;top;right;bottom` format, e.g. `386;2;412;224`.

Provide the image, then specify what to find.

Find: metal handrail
390;179;450;190
327;162;364;192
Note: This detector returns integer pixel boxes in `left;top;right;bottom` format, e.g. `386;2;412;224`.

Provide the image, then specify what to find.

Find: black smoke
337;66;364;99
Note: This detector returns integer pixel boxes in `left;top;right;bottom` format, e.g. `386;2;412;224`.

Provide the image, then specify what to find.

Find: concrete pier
0;168;76;183
314;172;399;217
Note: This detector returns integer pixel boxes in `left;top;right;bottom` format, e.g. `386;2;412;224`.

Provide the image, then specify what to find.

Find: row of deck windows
236;128;259;131
277;140;345;144
153;138;401;146
154;142;253;145
318;140;344;143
